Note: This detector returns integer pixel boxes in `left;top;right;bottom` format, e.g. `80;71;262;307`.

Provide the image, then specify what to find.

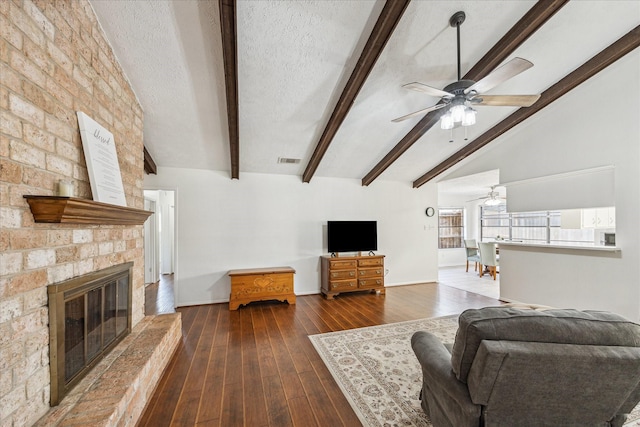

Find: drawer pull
350;272;355;277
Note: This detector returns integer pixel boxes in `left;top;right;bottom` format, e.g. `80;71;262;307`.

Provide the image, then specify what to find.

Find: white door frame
159;190;175;274
143;198;159;284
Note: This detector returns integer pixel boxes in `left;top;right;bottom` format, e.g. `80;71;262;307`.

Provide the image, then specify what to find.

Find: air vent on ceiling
278;157;301;164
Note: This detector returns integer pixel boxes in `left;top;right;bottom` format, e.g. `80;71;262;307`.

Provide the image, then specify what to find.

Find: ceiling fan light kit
484;186;504;205
393;11;541;141
440;105;476;130
484;196;502;206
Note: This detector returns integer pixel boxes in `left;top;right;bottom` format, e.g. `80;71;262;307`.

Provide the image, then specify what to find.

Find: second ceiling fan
392;11;541;126
468;185;506;206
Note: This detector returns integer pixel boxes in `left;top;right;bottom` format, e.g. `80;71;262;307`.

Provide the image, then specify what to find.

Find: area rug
309;316;640;427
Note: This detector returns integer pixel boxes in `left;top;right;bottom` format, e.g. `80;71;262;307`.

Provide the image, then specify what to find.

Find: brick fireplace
48;262;133;405
0;1;175;425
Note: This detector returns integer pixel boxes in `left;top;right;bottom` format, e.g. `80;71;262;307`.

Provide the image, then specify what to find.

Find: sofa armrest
411;331;480;426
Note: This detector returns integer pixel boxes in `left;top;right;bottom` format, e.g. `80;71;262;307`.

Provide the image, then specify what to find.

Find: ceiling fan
467;185;506;206
392;11;541;126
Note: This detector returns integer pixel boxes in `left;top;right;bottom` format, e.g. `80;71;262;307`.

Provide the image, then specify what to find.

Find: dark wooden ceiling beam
143;146;157;175
361;0;569;186
219;0;239;179
302;0;411;183
412;25;640;188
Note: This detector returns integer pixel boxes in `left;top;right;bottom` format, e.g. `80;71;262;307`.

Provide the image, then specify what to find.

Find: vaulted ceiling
90;1;639;193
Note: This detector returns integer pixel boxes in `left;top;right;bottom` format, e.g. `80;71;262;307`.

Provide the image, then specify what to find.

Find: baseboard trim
385;281;437;287
295;290;321;296
176;291;324;308
177;298;229;307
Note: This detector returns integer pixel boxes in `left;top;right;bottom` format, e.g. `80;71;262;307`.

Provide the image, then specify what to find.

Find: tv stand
320;254;385;299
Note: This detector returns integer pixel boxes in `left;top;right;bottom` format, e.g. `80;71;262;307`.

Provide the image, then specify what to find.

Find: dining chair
478;241;499;280
464;239;480;273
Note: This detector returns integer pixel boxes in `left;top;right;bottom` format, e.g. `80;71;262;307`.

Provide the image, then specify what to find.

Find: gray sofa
411;306;640;426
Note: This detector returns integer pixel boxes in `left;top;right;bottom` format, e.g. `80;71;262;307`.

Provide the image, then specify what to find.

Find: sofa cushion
451;306;640;382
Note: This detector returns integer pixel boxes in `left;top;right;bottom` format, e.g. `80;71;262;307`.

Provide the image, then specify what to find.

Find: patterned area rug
309;316;640;427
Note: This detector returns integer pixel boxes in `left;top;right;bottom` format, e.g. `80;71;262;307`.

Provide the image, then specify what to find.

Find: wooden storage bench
228;266;296;310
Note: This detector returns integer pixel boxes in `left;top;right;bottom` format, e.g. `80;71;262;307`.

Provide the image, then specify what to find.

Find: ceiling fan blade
472;94;541;107
391;103;447;123
464;57;534;95
402;82;454;99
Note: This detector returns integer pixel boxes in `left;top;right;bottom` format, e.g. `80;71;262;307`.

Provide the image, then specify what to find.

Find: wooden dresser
228;266;296;310
320;254;385;299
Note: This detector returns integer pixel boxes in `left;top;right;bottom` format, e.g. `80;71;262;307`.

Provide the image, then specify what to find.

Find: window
439;208;464;249
480;205;509;240
480;207;595;244
511;211;549;243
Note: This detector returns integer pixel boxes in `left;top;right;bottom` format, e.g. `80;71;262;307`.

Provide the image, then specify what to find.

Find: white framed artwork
76;111;127;206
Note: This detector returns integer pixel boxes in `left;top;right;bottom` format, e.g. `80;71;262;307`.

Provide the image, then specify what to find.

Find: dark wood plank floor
137;283;502;426
145;274;176;315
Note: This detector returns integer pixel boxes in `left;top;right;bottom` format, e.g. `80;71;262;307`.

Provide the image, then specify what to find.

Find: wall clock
425;207;435;217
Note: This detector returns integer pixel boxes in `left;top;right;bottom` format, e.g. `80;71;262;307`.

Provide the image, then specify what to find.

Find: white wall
438;248;466;267
439;51;640;320
145;170;438;306
464;200;484;242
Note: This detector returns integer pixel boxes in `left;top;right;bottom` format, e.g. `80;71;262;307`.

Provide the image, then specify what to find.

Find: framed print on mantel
76;111;127;207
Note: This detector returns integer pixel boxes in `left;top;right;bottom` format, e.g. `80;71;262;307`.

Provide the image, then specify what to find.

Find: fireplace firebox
48;262;133;405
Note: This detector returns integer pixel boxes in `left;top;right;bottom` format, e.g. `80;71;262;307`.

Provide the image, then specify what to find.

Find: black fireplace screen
49;262;132;405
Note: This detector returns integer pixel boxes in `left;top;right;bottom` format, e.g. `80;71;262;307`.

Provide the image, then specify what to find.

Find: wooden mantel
24;196;153;225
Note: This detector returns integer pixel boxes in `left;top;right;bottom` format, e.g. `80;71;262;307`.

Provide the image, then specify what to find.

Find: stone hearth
35;313;181;426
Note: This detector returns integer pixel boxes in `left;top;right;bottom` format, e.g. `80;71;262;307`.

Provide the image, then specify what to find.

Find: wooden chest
320;255;385;299
228;266;296;310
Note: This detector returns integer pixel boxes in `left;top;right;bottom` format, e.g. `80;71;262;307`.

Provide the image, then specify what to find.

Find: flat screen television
327;221;377;253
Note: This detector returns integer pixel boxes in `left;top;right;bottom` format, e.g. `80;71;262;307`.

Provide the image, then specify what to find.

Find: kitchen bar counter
497;240;620;252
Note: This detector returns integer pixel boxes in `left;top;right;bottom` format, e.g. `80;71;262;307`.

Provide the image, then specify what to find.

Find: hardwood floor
138;282;502;426
145;274;177;315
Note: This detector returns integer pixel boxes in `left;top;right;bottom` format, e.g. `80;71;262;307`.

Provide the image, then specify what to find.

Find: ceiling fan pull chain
449;128;454;143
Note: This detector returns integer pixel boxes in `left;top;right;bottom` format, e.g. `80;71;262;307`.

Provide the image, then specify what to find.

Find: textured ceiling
90;0;639;198
438;169;502;197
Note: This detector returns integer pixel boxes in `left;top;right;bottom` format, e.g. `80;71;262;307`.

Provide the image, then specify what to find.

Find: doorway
143;190;175;282
144;190;176;313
